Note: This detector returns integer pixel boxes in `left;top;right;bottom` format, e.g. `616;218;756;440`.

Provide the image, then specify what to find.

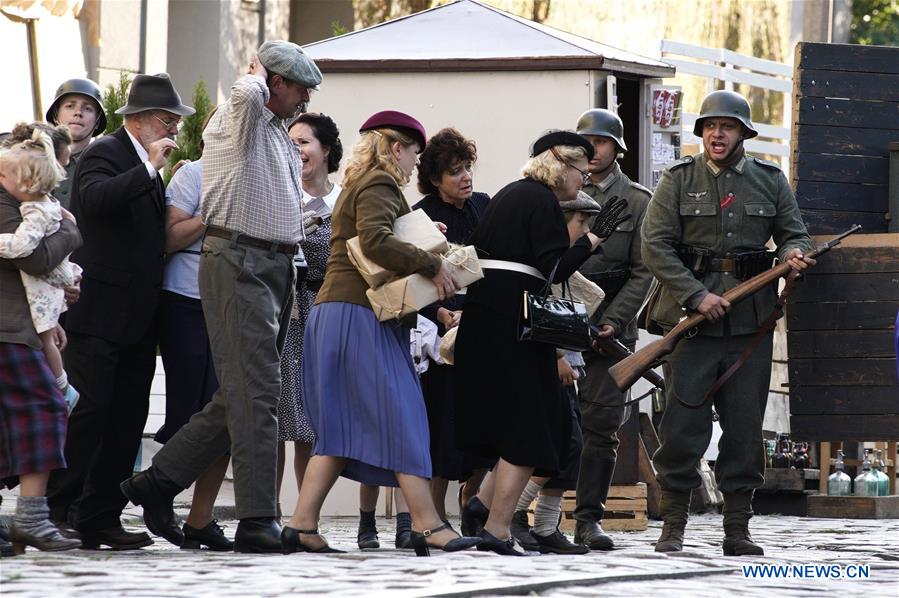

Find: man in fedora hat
123;41;323;553
45;77;107;208
47;73;194;550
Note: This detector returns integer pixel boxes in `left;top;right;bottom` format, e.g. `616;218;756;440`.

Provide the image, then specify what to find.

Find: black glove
590;196;631;239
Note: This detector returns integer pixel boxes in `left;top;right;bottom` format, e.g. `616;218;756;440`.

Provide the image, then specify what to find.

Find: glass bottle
873;450;890;497
853;450;878;496
765;439;776;469
793;442;810;469
772;434;793;469
827;450;852;496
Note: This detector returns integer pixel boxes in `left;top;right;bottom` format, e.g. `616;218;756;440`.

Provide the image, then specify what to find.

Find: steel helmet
576;108;627;153
692;90;758;139
45;78;107;137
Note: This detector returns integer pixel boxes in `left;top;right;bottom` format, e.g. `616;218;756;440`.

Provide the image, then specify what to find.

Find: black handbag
519;260;592;352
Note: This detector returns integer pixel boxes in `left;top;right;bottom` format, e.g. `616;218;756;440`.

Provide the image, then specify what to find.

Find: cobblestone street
2;488;897;597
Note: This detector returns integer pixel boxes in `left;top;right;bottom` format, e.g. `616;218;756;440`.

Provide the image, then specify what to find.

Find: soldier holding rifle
641;90;814;556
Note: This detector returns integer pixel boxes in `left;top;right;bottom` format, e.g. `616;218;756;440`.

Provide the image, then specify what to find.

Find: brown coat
316;169;441;312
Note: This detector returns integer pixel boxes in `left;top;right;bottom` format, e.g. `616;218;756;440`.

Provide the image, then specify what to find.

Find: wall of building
310;69;593;202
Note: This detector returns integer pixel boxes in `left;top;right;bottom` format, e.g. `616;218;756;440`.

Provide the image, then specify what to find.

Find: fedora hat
115;73;195;116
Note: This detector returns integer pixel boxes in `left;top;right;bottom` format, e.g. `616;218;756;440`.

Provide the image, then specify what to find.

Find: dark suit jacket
66;127;166;345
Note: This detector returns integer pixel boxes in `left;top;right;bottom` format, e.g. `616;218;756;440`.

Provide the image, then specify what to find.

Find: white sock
56;372;68;390
515;480;543;513
533;494;563;536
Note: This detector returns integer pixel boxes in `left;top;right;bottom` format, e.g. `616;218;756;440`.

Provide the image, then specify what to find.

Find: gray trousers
653;332;771;495
574;350;629;521
153;236;294;519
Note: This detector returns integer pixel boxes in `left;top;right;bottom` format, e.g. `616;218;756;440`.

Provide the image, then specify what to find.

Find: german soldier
572;109;653;550
641;90;813;556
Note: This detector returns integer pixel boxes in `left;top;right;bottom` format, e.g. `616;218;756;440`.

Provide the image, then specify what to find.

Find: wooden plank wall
787;42;899;441
790;42;898;234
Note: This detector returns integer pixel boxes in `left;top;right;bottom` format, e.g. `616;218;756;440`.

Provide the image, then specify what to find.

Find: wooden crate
530;483;648;532
807;495;899;519
758;468;820;493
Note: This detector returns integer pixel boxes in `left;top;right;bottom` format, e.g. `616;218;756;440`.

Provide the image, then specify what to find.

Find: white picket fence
660;39;793;171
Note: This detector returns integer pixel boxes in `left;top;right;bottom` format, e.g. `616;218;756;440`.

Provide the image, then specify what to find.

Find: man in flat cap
47;73;194;549
124;41;322;553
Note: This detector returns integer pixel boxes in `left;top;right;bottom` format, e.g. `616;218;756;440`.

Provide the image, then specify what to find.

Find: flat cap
530;130;594;161
258;40;322;90
359;110;427;152
560;190;602;214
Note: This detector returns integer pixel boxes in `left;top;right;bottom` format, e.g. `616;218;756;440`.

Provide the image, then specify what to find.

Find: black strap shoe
234;518;284;554
120;467;184;547
410;522;481;557
510;510;540;552
281;526;345;554
533;529;589;555
477;529;531;556
182;520;234;551
460;496;490;538
80;526;153;550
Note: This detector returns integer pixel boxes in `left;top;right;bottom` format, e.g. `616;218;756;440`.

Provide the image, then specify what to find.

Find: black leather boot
722;492;764;556
120;466;184;547
573;457;616;550
654;490;691;553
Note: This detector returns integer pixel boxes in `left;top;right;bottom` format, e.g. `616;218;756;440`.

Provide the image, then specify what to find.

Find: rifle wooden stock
608;225;861;392
590;326;665;390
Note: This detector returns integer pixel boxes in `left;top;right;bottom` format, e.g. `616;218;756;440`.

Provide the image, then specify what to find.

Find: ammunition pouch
676;245;775;281
586;267;631;300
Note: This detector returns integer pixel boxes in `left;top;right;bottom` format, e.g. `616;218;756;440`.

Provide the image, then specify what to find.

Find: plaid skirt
0;342;67;480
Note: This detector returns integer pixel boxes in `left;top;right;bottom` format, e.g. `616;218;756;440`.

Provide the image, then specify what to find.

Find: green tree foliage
850;0;899;46
102;72;132;134
164;80;213;184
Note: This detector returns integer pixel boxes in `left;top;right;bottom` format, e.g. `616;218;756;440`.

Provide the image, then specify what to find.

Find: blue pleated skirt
302;301;432;486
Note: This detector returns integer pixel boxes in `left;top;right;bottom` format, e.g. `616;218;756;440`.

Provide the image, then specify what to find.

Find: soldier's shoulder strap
753;156;782;171
626;179;652;199
667;155;694;171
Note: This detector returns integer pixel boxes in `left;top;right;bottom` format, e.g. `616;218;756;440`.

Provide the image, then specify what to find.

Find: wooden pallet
529;483;648;532
807;495;899;519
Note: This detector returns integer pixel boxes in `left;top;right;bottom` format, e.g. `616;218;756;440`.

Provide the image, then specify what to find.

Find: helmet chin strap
711;140;745;168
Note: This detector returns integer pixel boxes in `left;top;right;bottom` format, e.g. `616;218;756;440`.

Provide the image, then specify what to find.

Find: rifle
608;225;862;392
590;325;665;390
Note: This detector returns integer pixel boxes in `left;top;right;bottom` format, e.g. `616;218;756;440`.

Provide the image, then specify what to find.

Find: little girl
0;130;81;413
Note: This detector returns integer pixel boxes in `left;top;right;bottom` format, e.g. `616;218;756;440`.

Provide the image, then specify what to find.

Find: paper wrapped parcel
366;245;483;322
347;209;449;289
551;271;605;317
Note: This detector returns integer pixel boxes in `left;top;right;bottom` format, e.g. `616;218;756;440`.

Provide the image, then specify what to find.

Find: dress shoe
574;520;614;551
182;520;234;551
510;510;539;552
80;526;153;550
533;529;589;555
120;467;184;547
281;526;345;554
357;525;379;549
9;524;81;554
476;529;530;556
234;517;284;553
51;519;82;541
460;496;490;538
410;522;481;557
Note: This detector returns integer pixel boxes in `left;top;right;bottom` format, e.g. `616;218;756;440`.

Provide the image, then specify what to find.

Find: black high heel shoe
281;526;346;554
410;522;481;557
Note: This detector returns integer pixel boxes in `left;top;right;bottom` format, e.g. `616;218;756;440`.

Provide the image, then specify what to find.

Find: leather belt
206;226;298;256
708;257;735;273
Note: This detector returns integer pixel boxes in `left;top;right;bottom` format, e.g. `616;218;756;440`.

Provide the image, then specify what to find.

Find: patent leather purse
519;259;592;352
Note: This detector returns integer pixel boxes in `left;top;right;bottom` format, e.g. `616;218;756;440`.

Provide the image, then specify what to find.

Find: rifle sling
676;275;797;410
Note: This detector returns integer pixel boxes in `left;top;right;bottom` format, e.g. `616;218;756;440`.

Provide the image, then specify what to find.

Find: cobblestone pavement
1;492;897;597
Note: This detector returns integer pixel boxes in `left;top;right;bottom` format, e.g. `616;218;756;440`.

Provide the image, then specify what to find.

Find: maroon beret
359;110;427;152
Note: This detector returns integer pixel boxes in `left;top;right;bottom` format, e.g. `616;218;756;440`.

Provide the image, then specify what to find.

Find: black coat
65;127;166;345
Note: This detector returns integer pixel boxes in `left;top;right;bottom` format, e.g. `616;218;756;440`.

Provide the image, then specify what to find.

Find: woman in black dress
411;128;492;526
454;130;628;555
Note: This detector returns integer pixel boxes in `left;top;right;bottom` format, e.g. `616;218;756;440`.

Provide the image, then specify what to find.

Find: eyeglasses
567;162;592;187
152;113;183;132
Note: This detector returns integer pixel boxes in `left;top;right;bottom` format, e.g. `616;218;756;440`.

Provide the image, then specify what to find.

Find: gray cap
560;191;603;214
258;40;322;90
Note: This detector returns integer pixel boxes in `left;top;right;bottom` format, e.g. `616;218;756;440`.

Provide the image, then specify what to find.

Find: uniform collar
595;161;622;193
704;153;746;177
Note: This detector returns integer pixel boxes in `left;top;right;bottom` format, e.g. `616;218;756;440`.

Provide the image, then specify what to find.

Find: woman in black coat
454;130;628;555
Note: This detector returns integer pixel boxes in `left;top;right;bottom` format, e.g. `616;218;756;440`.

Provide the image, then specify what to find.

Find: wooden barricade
529;483;648;532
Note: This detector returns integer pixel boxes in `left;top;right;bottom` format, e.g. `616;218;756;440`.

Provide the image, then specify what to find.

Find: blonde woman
282;111;481;557
453;130;629;555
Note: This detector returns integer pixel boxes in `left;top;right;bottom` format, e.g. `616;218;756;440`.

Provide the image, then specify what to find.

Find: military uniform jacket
580;163;652;345
641;152;812;337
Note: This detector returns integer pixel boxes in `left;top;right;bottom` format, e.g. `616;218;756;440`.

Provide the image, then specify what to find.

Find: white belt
479;259;545;281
